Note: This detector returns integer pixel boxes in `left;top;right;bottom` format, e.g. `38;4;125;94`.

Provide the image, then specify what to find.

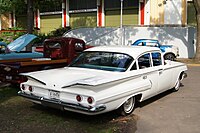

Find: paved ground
134;66;200;133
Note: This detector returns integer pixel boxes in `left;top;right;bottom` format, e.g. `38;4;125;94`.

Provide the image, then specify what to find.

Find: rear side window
152;52;162;66
146;42;159;47
137;42;145;46
138;53;151;69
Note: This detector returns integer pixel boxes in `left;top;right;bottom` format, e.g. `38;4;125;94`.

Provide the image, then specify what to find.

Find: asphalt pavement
134;66;200;133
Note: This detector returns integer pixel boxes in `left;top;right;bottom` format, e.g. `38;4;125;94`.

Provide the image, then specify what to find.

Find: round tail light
21;84;25;90
76;95;82;102
29;86;33;92
87;97;93;104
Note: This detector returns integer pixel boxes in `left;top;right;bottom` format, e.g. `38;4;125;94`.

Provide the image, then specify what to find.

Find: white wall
164;0;182;24
64;26;196;58
64;27;118;43
124;26;196;58
144;0;150;25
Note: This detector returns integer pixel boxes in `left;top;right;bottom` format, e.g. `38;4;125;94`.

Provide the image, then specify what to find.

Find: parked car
18;46;187;116
0;34;43;61
132;39;179;61
0;37;87;84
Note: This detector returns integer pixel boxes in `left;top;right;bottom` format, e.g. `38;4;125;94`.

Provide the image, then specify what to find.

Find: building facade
0;0;190;34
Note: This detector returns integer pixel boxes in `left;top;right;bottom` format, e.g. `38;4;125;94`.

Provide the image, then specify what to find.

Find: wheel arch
179;71;186;81
116;93;142;110
173;71;185;88
164;52;176;61
164;52;176;57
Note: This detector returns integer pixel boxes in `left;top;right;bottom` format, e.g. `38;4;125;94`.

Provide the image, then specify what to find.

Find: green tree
0;0;12;14
194;0;200;60
0;0;27;15
0;0;34;51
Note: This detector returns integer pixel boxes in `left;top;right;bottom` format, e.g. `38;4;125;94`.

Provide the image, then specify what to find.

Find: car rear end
0;63;28;84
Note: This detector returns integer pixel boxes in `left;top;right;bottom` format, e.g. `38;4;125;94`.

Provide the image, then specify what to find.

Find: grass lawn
0;85;137;133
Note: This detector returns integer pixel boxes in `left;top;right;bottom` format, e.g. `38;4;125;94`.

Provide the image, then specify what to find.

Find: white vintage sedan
18;46;187;116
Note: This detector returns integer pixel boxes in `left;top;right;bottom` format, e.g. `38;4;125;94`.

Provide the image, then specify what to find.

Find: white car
18;46;187;116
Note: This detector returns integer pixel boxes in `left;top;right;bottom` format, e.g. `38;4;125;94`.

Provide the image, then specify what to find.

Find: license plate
6;76;12;80
49;90;60;99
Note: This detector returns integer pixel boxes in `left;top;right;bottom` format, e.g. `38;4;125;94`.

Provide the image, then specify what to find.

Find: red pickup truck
0;37;89;84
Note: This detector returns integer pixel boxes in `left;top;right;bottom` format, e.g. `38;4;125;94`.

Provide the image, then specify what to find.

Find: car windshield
69;51;133;72
46;42;61;48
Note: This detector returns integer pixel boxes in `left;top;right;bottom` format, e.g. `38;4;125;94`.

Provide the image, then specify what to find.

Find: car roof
85;45;161;58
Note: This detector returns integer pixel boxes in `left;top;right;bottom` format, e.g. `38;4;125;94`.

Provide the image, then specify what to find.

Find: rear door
153;52;173;93
135;52;159;100
129;51;172;100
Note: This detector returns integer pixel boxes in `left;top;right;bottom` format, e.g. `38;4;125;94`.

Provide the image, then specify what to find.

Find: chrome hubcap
123;97;134;113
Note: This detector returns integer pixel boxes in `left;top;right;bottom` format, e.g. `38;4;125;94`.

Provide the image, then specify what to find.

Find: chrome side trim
63;70;156;88
164;64;186;71
18;91;106;113
27;75;46;85
62;83;93;88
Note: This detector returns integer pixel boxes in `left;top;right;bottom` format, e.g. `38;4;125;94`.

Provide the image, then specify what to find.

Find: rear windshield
69;51;133;72
45;42;61;48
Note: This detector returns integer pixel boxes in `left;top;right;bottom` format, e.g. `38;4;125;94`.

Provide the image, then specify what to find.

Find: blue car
132;39;179;61
0;34;43;61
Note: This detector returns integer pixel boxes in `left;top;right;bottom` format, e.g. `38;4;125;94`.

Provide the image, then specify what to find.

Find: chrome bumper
18;91;106;114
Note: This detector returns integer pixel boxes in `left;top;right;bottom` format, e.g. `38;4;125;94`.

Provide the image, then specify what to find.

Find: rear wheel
117;97;135;116
164;53;175;61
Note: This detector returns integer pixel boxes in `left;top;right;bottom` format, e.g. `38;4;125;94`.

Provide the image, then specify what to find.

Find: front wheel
164;53;175;61
173;79;181;91
117;97;136;116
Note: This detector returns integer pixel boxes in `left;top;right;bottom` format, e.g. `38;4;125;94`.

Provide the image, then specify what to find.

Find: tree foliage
0;0;26;15
0;0;61;15
0;0;12;14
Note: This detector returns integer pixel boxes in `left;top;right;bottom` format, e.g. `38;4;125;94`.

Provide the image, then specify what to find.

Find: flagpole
120;0;123;28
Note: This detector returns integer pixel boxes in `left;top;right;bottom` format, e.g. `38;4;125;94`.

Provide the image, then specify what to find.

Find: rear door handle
143;75;147;79
158;69;163;74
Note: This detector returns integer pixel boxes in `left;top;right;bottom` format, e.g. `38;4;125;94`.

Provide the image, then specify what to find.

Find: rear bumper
18;91;106;114
0;74;26;84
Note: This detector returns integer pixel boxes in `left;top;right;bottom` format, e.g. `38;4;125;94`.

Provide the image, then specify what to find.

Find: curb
187;64;200;66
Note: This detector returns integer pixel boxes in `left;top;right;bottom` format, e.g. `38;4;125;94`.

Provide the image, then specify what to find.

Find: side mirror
75;43;84;51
